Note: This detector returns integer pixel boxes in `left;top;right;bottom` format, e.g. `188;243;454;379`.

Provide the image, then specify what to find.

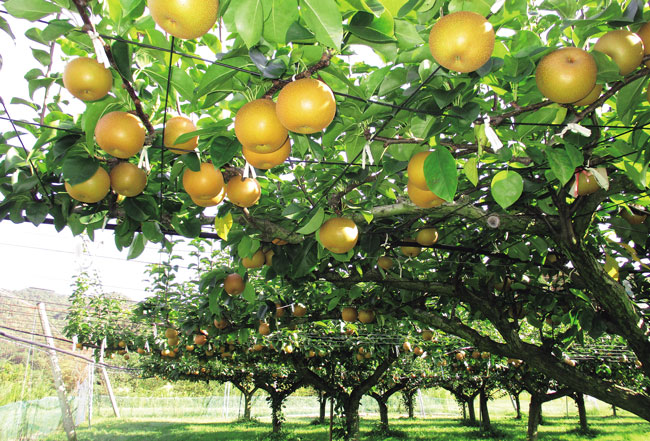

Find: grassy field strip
41;415;650;441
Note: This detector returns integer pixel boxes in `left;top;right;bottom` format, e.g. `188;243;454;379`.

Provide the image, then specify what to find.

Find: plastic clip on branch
483;116;503;151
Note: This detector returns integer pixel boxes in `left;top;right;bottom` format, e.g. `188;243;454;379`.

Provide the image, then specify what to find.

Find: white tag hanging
361;143;374;169
243;162;257;179
557;122;592;140
483;116;503;151
138;147;151;172
88;31;111;69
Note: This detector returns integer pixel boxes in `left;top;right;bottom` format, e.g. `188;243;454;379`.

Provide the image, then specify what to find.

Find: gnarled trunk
467;396;476;423
318;391;327;424
271;395;283;433
378;399;389;430
402;390;415;419
573;393;588;431
527;394;543;441
344;397;361;441
242;388;256;420
514;393;522;419
479;389;491;431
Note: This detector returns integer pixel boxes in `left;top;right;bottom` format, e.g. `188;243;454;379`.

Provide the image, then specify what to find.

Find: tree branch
263;50;334;99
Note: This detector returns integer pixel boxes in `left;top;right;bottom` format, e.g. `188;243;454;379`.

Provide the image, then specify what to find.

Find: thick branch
410;309;650;421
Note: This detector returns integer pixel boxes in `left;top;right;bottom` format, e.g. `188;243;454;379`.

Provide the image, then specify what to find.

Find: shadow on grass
42;415;650;441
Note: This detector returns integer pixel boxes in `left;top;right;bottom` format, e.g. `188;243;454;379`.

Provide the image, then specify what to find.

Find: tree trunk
319;391;327;424
479;389;491;431
515;393;522;420
467;396;476;423
462;401;467;420
527;394;543;441
378;399;389;430
344;398;361;441
403;391;415;419
243;390;255;420
612;405;617;417
271;395;283;433
574;393;588;431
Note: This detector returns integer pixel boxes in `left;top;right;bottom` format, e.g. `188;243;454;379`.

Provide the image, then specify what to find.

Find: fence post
88;361;94;427
37;303;77;441
99;338;121;418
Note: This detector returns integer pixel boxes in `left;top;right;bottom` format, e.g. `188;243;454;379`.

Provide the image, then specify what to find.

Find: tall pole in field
37;303;78;441
88;361;95;427
99;338;121;418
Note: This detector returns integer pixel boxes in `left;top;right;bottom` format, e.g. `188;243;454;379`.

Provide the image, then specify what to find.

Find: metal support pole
38;303;77;441
99;339;120;418
88;362;94;427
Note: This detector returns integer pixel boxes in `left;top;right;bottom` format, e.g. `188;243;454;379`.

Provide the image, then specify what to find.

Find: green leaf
0;16;16;40
238;235;253;258
296;207;325;234
208;288;223;314
215;212;233;240
591;51;622;84
463;156;479;186
263;0;299;44
300;0;343;48
195;57;250;99
41;19;73;41
546;146;582;186
448;0;492;16
242;283;256;303
4;0;60;21
491;170;524;209
517;107;559;140
180;152;201;172
111;40;132;83
423;147;458;202
127;233;147;260
63;157;99;186
171;66;195;103
616;77;645;123
25;203;49;226
349;11;396;43
210;136;240;168
142;221;164;243
235;0;264;48
82;100;120;156
123;198;150;222
327;296;340;311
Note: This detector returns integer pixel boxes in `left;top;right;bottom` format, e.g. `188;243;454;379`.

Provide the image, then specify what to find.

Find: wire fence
0;384;622;441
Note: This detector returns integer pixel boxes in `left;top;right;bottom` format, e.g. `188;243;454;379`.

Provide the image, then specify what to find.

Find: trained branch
263;50;334;99
574;66;650;124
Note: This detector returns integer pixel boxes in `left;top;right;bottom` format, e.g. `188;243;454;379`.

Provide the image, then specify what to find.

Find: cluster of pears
536;24;650;105
62;58;149;203
234;77;337;166
377;227;439;269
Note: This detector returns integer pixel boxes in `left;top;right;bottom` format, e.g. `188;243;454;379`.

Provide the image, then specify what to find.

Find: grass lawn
42;415;650;440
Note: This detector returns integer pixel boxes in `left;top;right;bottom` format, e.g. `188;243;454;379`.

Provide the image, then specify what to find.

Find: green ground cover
42;415;650;441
